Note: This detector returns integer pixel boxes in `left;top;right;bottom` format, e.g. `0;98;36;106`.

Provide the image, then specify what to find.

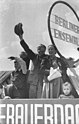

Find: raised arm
14;23;36;60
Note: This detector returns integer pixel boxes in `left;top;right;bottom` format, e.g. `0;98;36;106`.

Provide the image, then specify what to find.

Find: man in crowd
7;57;28;98
14;23;47;98
20;51;30;69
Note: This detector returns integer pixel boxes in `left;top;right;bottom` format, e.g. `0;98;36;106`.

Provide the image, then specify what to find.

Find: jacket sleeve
20;39;36;60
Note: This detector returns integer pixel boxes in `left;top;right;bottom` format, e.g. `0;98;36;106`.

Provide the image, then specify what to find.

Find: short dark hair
20;51;27;56
48;44;56;50
37;44;46;50
20;51;28;59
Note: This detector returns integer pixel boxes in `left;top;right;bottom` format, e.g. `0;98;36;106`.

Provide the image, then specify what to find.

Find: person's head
20;51;28;60
14;60;21;71
37;44;46;56
9;57;27;74
0;85;3;95
62;82;72;96
48;45;56;56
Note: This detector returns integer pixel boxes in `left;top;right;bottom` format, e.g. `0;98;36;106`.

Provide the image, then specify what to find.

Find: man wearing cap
14;23;48;98
8;57;28;98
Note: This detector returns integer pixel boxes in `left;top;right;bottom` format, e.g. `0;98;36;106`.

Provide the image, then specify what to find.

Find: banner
0;99;79;124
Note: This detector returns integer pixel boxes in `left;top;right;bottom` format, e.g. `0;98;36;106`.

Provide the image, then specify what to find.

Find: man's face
48;45;56;56
37;46;45;56
14;61;21;71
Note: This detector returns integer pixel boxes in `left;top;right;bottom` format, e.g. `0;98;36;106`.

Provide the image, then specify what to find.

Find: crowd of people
0;23;79;99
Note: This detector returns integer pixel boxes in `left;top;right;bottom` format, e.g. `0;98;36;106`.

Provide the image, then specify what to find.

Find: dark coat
5;70;28;98
20;39;48;98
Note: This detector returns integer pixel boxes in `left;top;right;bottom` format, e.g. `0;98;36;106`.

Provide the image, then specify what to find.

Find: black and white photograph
0;0;79;123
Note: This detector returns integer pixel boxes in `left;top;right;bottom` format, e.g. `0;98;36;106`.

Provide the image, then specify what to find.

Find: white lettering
65;104;74;124
31;104;33;124
54;104;64;124
25;104;28;124
75;104;79;124
35;104;43;124
16;104;23;124
0;104;6;123
7;104;14;124
44;104;53;124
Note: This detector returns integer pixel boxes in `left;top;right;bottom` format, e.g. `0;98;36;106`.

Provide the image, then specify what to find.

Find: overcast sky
0;0;79;70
